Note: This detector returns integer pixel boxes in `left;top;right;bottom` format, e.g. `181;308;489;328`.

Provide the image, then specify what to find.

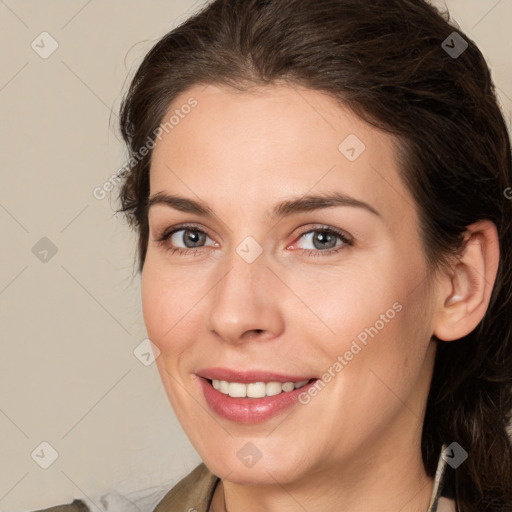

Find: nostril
247;329;264;336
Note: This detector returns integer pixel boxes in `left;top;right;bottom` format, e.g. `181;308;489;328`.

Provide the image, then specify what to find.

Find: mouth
207;378;312;398
196;370;319;424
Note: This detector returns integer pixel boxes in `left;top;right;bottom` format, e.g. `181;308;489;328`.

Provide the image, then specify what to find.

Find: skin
142;83;499;512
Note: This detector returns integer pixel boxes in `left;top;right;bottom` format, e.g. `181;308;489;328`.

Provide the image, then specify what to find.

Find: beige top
32;446;456;512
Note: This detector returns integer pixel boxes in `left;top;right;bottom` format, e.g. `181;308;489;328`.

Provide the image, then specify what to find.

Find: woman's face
142;83;439;485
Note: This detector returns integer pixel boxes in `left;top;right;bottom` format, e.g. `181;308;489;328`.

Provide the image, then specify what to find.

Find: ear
433;220;500;342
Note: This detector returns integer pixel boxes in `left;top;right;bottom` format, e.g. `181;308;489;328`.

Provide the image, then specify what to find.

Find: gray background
1;1;511;510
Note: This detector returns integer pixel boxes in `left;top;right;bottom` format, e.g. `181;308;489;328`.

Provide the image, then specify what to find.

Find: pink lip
196;368;317;424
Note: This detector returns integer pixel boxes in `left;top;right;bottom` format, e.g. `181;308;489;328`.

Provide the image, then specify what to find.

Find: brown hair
117;0;512;509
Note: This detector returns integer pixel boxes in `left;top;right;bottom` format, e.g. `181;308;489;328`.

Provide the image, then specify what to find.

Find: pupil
314;231;335;250
186;230;203;247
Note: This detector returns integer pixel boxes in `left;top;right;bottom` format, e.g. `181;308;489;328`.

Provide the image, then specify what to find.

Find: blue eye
154;223;353;257
169;229;212;249
155;224;216;256
294;227;353;257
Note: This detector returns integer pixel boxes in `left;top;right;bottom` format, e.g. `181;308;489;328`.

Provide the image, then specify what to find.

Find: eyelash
154;223;354;258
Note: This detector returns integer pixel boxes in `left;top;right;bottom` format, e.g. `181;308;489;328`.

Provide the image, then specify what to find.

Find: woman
35;0;512;510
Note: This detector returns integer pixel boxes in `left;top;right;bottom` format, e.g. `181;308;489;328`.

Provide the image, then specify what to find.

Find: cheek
305;250;432;385
141;260;188;354
140;254;216;364
291;258;403;356
340;282;433;419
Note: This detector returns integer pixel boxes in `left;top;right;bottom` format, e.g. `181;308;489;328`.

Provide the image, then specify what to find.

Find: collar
427;443;456;512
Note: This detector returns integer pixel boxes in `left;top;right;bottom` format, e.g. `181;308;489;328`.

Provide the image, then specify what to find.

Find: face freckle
142;82;438;488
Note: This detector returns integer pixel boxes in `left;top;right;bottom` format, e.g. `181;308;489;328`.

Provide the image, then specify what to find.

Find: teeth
266;382;282;396
282;382;295;392
228;382;246;398
247;382;266;398
211;379;310;398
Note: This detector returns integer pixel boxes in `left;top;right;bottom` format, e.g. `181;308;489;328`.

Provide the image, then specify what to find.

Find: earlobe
433;220;500;342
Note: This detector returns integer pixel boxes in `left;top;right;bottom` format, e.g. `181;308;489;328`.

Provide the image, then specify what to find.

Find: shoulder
28;464;218;512
153;463;220;512
29;499;90;512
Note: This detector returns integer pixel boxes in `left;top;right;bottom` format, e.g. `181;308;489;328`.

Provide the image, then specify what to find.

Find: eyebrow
147;191;381;219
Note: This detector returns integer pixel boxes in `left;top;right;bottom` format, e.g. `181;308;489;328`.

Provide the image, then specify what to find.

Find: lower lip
198;377;317;424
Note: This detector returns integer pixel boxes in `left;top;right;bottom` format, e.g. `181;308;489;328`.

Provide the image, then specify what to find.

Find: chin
200;447;309;486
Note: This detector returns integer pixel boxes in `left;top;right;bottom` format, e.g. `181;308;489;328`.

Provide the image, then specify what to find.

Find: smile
197;371;318;423
211;379;310;398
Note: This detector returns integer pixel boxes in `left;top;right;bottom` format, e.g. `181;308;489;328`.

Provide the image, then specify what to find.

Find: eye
154;223;217;256
292;226;353;257
154;223;354;258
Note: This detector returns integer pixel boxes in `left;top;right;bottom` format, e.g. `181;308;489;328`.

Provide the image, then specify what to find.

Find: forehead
149;83;417;227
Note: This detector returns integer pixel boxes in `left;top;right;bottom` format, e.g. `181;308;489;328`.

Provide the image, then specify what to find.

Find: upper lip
197;367;316;383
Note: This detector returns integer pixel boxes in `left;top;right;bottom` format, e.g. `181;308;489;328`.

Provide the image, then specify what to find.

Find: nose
207;253;285;345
